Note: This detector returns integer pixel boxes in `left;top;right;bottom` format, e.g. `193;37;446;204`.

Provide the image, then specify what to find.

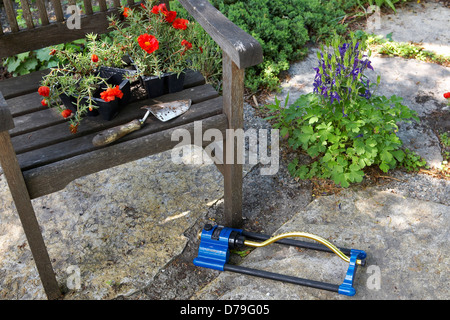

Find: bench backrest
0;0;169;60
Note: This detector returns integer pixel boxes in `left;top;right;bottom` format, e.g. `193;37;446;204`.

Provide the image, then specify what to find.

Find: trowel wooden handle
92;119;142;147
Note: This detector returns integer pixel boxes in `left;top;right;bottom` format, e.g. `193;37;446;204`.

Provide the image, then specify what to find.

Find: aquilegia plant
265;32;425;187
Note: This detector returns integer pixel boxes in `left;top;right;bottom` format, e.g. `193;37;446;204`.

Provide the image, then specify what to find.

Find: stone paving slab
192;186;449;300
192;1;450;301
0;0;449;301
0;149;224;299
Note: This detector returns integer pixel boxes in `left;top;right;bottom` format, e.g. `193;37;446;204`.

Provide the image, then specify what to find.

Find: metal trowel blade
144;99;192;122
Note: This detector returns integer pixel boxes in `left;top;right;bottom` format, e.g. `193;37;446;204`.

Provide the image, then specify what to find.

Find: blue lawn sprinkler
194;224;367;296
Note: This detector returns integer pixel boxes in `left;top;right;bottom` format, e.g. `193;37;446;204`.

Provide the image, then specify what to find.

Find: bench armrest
0;92;14;132
178;0;263;69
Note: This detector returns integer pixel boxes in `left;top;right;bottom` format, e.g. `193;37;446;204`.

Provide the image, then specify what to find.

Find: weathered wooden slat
0;5;141;59
5;69;206;134
20;0;35;29
83;0;94;15
12;84;219;154
23;113;228;199
35;0;50;26
50;0;65;22
9;108;64;138
4;93;46;117
11;83;218;154
178;0;263;69
0;92;15;132
98;0;108;12
18;96;223;170
112;0;121;8
0;70;50;99
4;0;20;33
222;51;244;228
0;131;61;299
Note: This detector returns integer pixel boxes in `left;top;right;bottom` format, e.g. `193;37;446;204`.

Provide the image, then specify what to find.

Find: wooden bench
0;0;262;299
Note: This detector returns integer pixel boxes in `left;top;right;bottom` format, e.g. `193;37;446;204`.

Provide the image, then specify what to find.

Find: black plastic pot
140;71;186;98
165;72;185;94
60;71;131;121
140;74;165;99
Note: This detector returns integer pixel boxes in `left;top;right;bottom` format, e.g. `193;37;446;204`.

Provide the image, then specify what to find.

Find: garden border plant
356;31;450;68
264;32;426;188
38;33;128;133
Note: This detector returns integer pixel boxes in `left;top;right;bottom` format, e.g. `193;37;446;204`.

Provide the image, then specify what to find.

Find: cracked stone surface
0;0;449;301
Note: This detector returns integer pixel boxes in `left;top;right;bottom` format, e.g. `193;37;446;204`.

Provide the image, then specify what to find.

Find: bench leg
0;131;61;300
222;52;244;228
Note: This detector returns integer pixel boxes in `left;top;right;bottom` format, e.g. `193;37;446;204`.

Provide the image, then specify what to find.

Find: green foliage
40;33;125;131
3;40;87;77
265;34;426;188
440;132;450;148
171;1;223;91
210;0;362;92
367;0;412;12
4;47;58;77
267;92;425;187
358;31;450;66
439;132;450;171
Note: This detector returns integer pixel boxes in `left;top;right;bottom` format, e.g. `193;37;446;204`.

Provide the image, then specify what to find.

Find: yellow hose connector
243;232;363;266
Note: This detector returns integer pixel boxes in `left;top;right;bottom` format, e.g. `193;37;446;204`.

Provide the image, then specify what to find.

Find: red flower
38;86;50;97
123;7;130;17
151;5;159;14
444;92;450;99
49;49;56;56
61;109;72;118
137;33;159;54
41;99;48;107
141;3;146;9
151;3;168;15
165;11;177;23
100;86;123;102
172;18;188;30
181;40;192;50
69;123;78;134
91;54;99;63
199;46;203;54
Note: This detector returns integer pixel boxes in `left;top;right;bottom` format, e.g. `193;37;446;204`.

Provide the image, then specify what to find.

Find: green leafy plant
2;39;89;77
38;34;126;133
107;1;202;78
358;31;450;67
367;0;398;12
265;33;425;187
4;47;58;76
439;132;450;166
210;0;364;92
170;1;223;91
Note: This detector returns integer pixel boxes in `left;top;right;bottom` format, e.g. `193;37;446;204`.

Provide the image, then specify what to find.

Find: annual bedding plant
107;0;202;79
37;0;203;133
38;33;126;133
265;32;426;187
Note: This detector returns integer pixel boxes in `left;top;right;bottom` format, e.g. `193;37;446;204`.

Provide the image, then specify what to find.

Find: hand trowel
92;99;191;147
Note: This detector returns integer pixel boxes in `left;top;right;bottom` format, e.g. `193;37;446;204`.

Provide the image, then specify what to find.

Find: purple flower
331;92;341;104
313;38;374;111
